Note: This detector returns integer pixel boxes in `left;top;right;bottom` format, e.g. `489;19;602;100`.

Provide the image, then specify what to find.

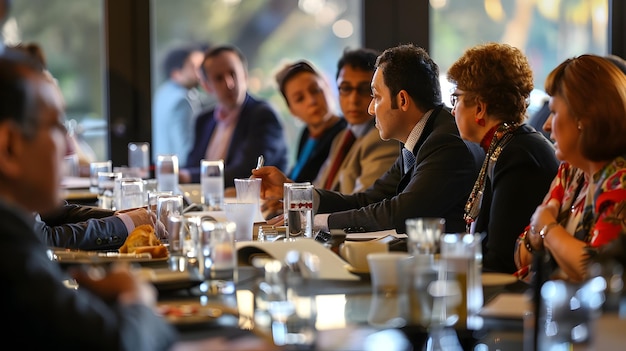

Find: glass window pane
6;0;107;167
151;0;362;168
430;0;609;115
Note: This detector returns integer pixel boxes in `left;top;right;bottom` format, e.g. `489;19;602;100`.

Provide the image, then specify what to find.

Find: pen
256;155;265;169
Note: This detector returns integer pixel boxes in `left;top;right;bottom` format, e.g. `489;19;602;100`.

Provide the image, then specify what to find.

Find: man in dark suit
179;45;288;187
253;44;484;234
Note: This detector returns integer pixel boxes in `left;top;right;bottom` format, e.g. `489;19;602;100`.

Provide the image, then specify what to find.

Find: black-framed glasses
338;83;372;97
450;93;464;107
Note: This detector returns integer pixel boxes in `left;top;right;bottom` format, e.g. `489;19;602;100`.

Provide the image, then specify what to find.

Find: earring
577;122;583;130
475;118;485;127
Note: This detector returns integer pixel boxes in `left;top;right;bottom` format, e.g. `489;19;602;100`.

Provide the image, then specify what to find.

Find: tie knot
402;148;415;174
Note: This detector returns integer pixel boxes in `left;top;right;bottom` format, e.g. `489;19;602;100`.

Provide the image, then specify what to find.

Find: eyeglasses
338;83;372;97
450;93;464;107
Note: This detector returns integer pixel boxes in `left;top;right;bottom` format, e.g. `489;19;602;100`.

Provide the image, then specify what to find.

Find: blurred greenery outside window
151;0;362;169
4;0;609;166
430;0;609;116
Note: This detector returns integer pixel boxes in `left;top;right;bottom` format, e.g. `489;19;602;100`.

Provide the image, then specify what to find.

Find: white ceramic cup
339;240;388;272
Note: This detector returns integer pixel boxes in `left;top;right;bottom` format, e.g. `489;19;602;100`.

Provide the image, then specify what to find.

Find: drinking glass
156;194;184;242
89;161;112;193
199;220;237;294
405;217;445;255
286;184;314;238
156;154;179;192
283;182;311;227
128;142;150;179
200;159;224;210
233;178;262;221
96;171;121;209
118;177;145;210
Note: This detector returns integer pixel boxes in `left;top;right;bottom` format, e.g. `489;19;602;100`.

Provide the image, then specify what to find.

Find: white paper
346;229;408;241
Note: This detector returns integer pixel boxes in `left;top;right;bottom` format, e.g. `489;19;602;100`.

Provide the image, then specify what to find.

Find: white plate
482;272;518;286
48;248;169;265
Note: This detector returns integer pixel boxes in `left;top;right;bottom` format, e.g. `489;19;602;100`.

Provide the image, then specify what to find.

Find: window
7;0;106;164
430;0;609;115
151;0;362;167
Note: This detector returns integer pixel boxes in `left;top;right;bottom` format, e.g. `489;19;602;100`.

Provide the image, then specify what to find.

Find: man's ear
397;90;410;111
0;121;24;179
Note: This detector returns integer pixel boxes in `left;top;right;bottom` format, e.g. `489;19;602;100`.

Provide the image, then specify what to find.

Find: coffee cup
339;240;388;272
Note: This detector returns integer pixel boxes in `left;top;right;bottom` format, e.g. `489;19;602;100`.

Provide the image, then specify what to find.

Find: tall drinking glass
200;159;224;210
156;154;179;192
286;184;314;238
283;182;311;227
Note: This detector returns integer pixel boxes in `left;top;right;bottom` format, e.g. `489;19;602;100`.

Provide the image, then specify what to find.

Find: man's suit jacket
34;204;128;250
0;200;177;349
475;124;558;273
313;119;400;194
185;94;288;187
316;106;484;234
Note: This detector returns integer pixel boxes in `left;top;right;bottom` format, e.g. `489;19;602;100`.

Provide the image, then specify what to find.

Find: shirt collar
404;109;433;152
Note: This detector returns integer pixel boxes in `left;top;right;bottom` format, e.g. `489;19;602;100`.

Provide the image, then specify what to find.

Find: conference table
149;260;530;351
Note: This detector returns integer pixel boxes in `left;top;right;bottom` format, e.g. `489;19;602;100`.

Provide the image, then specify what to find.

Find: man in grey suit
253;44;484;234
313;47;399;194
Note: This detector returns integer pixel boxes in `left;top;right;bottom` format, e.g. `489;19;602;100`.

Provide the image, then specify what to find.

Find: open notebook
236;239;359;281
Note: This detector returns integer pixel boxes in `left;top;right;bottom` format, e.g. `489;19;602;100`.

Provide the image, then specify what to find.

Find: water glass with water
287;184;314;238
200;159;224;210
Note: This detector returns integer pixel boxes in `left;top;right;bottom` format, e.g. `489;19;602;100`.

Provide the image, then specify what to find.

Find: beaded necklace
464;122;519;233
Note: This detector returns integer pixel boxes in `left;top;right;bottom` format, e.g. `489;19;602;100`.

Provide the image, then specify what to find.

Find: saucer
345;264;370;279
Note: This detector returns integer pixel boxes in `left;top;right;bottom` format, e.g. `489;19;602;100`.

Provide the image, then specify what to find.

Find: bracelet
539;222;559;239
520;230;534;253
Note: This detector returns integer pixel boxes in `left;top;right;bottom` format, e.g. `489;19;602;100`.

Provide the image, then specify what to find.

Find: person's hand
528;202;559;250
261;198;283;219
115;207;168;239
224;186;237;198
250;166;290;200
71;263;157;306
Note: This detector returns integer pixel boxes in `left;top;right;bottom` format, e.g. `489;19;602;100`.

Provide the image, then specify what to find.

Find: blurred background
3;0;619;169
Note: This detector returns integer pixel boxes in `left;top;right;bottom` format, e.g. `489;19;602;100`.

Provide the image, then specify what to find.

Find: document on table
235;239;359;281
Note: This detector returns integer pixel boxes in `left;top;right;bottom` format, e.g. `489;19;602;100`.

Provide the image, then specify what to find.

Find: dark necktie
324;130;356;189
402;147;415;175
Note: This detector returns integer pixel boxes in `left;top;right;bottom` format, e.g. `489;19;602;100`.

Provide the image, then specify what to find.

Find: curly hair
545;54;626;161
447;42;533;124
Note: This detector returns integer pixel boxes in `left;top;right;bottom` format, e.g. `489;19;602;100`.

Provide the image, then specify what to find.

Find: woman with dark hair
515;54;626;282
447;42;559;273
275;60;346;183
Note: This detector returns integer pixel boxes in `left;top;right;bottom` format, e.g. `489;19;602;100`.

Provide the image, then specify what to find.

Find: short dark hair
375;44;441;111
200;44;247;80
275;60;319;103
163;45;201;77
0;48;46;136
336;47;380;80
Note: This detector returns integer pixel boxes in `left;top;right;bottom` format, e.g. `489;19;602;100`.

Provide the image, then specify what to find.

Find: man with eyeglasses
313;48;399;193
